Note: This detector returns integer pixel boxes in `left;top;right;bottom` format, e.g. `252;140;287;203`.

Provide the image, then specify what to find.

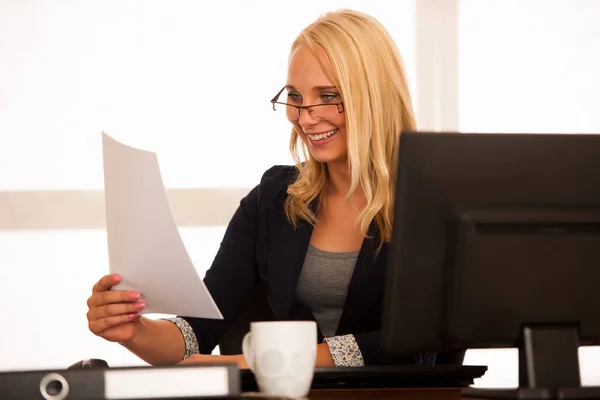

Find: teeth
308;129;337;141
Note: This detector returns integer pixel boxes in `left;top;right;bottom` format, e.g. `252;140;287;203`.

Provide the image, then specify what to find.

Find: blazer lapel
265;201;315;319
336;222;387;334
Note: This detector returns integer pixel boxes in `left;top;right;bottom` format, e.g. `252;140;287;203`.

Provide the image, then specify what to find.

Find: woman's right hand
86;274;146;343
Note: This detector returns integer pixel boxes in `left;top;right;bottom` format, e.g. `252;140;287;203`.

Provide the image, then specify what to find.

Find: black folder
0;363;240;400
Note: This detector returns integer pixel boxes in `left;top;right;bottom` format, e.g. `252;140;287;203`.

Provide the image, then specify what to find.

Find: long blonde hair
284;9;416;249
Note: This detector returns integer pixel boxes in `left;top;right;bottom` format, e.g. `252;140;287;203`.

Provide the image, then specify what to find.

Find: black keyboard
241;364;487;391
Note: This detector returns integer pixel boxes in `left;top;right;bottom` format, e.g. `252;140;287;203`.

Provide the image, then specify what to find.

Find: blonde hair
284;9;416;249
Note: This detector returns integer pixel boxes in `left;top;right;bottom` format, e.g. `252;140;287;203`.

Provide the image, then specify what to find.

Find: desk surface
308;387;462;399
242;387;467;400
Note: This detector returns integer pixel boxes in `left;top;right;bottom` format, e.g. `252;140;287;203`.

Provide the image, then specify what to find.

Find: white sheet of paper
101;132;223;319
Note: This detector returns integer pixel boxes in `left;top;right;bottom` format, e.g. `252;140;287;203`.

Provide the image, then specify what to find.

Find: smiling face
286;44;347;165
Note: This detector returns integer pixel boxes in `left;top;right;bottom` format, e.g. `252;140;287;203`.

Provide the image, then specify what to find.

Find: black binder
0;363;240;399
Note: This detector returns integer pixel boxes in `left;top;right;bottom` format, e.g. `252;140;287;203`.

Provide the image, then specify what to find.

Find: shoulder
258;164;298;188
255;165;298;205
227;165;298;236
237;165;298;213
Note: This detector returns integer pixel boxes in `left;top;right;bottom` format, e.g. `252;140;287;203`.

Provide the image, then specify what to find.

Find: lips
306;128;338;141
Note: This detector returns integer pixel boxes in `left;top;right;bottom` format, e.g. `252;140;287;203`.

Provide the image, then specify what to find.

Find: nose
297;107;319;127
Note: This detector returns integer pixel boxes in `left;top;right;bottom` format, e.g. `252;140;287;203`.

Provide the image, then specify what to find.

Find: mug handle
241;332;255;371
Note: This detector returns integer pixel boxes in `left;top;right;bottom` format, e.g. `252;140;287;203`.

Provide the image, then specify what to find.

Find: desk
307;387;462;399
241;387;466;400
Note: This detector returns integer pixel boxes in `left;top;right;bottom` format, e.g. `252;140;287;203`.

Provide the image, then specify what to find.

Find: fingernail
134;302;146;310
111;274;121;283
128;292;141;300
128;313;138;320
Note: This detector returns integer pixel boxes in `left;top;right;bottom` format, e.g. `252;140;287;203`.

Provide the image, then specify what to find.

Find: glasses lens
271;88;343;121
272;88;300;120
272;103;300;120
309;104;342;120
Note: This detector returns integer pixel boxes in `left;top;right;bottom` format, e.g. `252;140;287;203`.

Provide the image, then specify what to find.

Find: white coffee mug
242;321;317;398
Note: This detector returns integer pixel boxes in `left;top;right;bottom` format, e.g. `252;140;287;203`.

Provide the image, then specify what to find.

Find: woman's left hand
177;354;249;369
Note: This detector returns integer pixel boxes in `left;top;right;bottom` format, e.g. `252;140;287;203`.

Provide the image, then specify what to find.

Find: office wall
1;0;599;389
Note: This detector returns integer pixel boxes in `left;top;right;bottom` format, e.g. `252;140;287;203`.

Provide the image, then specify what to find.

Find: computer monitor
381;132;600;399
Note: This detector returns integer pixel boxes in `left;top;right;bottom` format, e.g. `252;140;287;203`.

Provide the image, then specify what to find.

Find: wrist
316;342;335;367
118;316;148;348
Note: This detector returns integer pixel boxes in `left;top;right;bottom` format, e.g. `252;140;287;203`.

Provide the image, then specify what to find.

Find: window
0;0;416;370
458;0;600;134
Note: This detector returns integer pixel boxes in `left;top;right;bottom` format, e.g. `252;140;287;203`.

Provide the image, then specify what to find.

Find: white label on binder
104;367;230;399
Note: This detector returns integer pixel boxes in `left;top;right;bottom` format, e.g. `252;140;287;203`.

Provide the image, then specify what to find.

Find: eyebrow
285;85;339;91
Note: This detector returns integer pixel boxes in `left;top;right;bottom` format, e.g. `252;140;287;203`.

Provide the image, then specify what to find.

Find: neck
325;161;365;204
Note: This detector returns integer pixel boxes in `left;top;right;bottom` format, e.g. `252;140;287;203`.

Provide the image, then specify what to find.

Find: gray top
295;244;359;337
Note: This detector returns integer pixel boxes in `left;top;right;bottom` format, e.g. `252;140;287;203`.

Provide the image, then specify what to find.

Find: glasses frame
270;86;345;121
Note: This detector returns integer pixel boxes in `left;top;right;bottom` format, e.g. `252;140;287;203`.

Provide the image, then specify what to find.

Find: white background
0;0;598;388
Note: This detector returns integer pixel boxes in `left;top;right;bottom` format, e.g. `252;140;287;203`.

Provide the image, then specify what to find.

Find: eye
321;93;341;102
287;92;302;104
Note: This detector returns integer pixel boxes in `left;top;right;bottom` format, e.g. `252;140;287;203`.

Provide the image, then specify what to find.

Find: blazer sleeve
354;330;436;366
179;183;262;355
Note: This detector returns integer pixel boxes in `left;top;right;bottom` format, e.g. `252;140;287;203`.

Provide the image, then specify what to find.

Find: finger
87;301;146;321
87;289;141;308
89;313;139;335
92;274;121;294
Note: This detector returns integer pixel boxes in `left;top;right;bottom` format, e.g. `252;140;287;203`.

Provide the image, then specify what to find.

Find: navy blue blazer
181;165;432;365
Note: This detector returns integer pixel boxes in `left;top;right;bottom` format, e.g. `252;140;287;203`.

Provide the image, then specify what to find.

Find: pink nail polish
128;292;141;300
134;302;146;310
128;313;138;320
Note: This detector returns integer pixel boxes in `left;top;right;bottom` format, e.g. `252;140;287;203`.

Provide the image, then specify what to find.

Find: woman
86;9;430;368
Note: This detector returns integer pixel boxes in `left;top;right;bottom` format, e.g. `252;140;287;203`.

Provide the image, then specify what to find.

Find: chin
309;151;347;165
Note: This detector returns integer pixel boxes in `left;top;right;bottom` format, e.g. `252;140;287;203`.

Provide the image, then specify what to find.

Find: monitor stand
462;324;600;399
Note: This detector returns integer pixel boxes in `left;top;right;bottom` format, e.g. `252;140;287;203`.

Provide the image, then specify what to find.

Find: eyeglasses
270;86;345;121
